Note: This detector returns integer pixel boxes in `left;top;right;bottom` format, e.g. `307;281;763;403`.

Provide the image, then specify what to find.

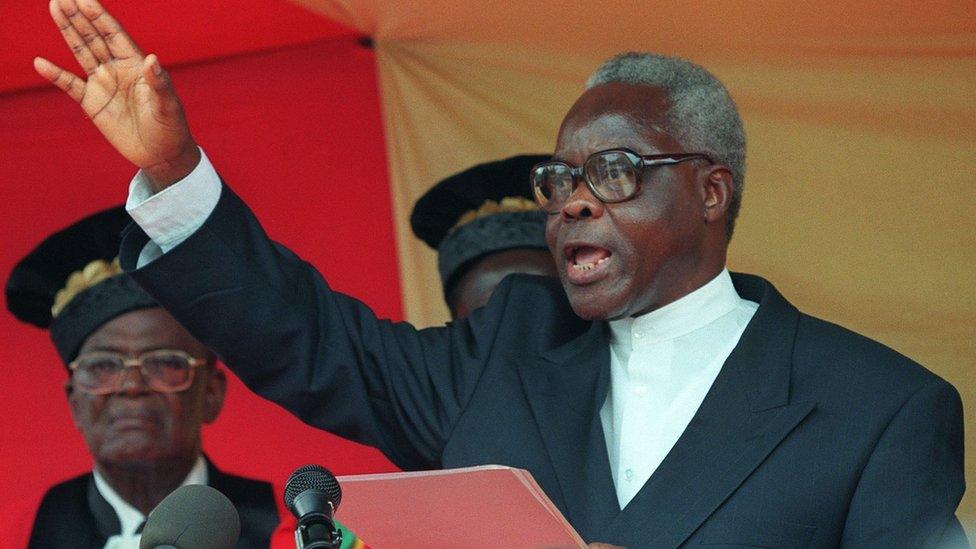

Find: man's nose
560;181;605;220
116;364;152;395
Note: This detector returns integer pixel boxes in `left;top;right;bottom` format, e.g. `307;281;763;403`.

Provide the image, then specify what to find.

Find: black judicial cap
410;155;551;295
5;206;158;364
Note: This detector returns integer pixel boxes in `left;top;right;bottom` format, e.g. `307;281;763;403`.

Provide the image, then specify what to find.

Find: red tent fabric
0;0;400;533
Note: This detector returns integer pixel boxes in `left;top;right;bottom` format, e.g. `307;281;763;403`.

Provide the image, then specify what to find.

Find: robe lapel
518;321;619;542
86;475;121;543
598;273;817;547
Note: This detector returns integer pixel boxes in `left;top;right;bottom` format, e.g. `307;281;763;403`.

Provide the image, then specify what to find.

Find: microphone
284;464;343;549
138;484;240;549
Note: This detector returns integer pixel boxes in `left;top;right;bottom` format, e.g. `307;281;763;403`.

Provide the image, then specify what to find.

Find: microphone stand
294;501;342;549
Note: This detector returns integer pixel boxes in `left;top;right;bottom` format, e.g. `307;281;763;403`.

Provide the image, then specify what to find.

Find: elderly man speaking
34;0;966;546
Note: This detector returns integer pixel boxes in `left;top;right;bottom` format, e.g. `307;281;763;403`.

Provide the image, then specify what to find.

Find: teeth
572;256;609;271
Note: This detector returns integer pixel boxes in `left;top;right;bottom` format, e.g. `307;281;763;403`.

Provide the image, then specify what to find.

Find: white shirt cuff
125;147;222;266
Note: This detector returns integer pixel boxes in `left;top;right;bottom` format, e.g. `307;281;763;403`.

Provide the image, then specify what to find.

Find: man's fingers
56;0;112;63
34;57;85;103
141;55;183;120
76;0;142;60
142;54;168;91
49;0;98;75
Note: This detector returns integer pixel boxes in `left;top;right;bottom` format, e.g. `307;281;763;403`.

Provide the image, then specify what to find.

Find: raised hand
34;0;199;191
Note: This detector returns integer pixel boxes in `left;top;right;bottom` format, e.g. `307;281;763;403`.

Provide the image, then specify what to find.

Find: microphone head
284;464;342;517
139;484;240;549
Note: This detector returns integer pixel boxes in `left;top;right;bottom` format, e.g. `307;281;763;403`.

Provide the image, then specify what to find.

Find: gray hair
586;52;746;238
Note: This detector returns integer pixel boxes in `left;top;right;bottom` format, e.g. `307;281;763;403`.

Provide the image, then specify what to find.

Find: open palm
35;0;198;188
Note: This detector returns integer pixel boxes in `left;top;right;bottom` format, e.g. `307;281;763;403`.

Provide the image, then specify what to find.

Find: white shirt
94;455;208;549
126;148;222;267
601;270;758;509
125;152;759;512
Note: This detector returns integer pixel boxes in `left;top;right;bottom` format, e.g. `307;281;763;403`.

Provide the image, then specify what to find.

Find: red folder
335;465;586;548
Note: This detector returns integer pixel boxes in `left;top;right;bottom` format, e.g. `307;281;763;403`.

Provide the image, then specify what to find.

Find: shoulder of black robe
27;464;279;549
207;459;280;549
28;473;117;549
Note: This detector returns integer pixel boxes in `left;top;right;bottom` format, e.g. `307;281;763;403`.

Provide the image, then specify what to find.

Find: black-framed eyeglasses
68;350;207;395
530;148;713;213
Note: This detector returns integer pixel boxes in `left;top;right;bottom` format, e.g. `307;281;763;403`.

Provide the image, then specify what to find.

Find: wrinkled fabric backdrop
1;0;973;536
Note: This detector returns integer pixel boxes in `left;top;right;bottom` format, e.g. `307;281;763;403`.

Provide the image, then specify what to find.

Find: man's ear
202;366;226;424
700;165;734;226
65;377;83;430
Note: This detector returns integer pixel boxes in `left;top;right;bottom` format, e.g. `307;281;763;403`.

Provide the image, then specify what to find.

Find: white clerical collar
609;269;742;347
93;454;208;536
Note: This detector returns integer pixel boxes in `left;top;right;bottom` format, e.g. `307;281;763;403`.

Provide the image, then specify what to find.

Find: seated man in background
5;206;280;548
410;155;557;319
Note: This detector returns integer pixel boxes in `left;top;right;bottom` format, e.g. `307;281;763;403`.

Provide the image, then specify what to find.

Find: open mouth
564;244;613;283
568;245;611;271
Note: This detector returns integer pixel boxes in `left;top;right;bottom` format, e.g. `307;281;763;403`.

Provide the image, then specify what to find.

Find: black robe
27;460;279;548
118;184;968;547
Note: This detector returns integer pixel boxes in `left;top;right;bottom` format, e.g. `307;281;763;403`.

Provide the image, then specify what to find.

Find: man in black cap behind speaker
410;155;557;320
5;207;279;548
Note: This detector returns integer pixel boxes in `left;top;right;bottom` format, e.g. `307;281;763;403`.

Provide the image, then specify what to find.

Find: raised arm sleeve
125;147;222;266
119;183;502;470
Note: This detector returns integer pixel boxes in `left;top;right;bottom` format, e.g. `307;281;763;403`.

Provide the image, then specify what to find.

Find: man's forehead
554;120;651;157
566;82;671;121
554;83;675;157
555;114;679;162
